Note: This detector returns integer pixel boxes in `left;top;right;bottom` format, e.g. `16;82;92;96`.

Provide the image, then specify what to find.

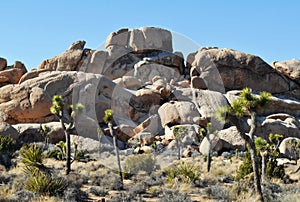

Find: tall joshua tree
217;88;271;202
50;95;83;175
103;109;123;190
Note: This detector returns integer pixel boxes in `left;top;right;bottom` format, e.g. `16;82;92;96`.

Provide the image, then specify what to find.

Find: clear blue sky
1;0;299;70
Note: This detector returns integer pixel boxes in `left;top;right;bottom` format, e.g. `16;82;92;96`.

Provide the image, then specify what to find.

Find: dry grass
0;151;299;202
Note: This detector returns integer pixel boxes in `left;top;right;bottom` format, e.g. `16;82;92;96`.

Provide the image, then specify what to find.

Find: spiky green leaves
216;88;272;122
50;95;64;115
103;109;113;124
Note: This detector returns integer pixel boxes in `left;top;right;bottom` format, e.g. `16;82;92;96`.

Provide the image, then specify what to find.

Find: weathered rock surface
0;57;7;71
257;115;300;139
273;59;300;85
0;122;19;140
279;137;300;160
190;48;300;99
106;27;172;52
38;41;86;71
12;122;65;144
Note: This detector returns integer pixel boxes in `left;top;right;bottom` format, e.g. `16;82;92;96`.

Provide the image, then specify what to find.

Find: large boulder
172;88;228;130
12;122;65;144
0;71;76;124
279;137;300;160
38;40;86;71
0;122;19;140
273;59;300;85
106;27;173;52
257;114;300;139
158;101;202;127
0;61;27;87
0;57;7;71
190;48;299;99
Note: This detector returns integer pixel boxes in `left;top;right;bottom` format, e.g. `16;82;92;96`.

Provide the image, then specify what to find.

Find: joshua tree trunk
247;112;264;202
207;143;211;172
228;112;264;202
261;151;267;183
108;122;123;190
176;139;181;160
59;110;72;175
65;131;71;175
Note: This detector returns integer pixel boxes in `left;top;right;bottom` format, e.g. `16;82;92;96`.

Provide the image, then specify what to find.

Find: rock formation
0;27;299;158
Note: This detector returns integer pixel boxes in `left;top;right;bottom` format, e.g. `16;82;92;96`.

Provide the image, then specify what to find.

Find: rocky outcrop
273;59;300;85
190;48;300;99
105;27;173;52
0;60;27;87
38;41;86;71
1;26;300;158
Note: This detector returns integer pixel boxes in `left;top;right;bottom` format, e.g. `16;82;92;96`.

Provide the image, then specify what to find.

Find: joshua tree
103;109;123;190
217;88;271;202
198;123;216;172
173;125;187;160
50;95;83;175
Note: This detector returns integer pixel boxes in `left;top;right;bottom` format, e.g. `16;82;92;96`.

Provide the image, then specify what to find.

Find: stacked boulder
0;27;299;160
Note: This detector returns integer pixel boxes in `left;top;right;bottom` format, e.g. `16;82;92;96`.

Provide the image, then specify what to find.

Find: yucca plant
216;88;271;202
50;95;84;175
25;171;67;196
166;161;200;185
103;109;123;190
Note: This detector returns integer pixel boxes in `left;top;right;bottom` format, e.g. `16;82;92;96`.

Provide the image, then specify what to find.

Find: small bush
206;183;233;201
122;154;156;179
0;135;18;168
159;188;193;202
236;151;253;180
25;171;67;196
166;161;200;185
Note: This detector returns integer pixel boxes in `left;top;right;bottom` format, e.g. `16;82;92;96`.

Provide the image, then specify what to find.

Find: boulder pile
0;27;299;158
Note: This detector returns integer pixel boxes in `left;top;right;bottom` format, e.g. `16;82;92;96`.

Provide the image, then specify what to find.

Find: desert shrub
206;183;233;201
0;135;18;168
20;144;67;196
159;188;193;202
236;136;285;180
236;151;253;180
87;187;108;197
166;161;200;185
20;144;45;168
63;186;89;202
122;154;156;179
266;158;285;179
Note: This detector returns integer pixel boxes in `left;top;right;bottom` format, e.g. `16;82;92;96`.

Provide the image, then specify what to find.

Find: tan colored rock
129;29;145;51
0;68;24;84
140;27;173;52
113;76;142;90
273;59;300;85
105;28;129;48
0;57;7;71
158;101;202;127
80;50;107;74
133;115;162;135
18;69;49;84
12;122;65;144
191;48;298;97
134;61;180;83
38;40;85;71
14;61;27;74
